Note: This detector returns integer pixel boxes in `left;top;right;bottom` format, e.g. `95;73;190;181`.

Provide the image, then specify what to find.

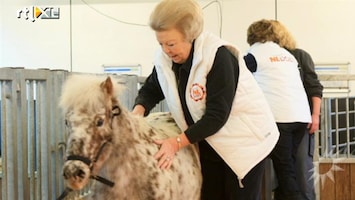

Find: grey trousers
271;128;315;200
295;132;316;200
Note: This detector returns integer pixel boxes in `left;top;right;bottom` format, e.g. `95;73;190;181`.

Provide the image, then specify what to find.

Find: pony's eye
96;119;104;127
65;120;69;127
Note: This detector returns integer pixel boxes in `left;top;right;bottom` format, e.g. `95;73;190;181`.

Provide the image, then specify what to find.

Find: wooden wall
319;163;355;200
262;162;355;200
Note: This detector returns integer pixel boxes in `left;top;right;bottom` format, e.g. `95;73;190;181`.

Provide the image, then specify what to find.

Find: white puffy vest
154;32;279;181
248;42;311;123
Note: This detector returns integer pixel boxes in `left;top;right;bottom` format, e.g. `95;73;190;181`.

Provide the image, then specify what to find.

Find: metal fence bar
38;79;48;200
27;79;36;200
51;70;68;199
0;69;18;200
335;99;340;157
319;96;329;157
345;97;350;157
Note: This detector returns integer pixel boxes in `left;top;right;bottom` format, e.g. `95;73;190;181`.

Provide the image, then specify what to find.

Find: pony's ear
101;76;114;96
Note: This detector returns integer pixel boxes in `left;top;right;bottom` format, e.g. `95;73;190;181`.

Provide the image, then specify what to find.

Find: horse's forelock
59;75;123;113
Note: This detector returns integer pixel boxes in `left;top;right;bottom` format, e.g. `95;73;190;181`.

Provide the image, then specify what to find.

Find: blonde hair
149;0;204;42
247;19;297;50
270;20;297;50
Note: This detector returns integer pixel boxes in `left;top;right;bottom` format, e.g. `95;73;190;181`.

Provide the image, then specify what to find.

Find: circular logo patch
190;83;206;101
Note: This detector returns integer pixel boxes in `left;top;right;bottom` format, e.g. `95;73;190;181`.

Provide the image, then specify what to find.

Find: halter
66;141;115;186
57;105;121;200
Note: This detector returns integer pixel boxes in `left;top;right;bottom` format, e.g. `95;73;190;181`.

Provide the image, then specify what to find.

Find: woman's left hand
154;137;179;169
308;113;320;134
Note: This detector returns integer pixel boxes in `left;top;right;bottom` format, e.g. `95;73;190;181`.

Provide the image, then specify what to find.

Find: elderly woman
133;1;279;199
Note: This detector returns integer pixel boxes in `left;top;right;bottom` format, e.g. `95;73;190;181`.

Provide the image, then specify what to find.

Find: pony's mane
59;75;124;113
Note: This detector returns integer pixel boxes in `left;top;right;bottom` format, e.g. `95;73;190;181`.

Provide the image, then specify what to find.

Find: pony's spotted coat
59;75;202;200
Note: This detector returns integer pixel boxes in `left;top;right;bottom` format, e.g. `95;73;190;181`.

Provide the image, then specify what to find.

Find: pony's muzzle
62;160;91;190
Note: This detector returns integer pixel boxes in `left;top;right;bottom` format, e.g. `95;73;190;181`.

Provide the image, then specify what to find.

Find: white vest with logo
248;42;311;123
154;32;279;181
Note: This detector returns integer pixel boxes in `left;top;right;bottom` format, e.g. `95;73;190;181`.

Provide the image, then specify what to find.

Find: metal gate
0;68;68;200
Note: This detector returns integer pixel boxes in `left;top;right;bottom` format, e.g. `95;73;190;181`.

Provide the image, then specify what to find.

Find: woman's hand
132;104;145;116
308;113;320;134
154;137;179;169
154;133;189;169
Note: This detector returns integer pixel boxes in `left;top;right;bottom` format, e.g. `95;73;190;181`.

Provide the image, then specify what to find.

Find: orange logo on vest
190;83;206;101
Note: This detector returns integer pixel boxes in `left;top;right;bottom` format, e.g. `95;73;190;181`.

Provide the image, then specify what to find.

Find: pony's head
59;75;123;190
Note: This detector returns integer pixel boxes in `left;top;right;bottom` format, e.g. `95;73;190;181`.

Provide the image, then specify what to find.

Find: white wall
1;0;71;70
277;0;355;72
70;1;157;74
1;0;355;76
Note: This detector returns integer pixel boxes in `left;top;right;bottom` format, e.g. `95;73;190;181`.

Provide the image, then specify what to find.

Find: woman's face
156;28;193;64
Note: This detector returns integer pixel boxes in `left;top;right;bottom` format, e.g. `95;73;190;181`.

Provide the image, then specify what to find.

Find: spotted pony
58;75;202;200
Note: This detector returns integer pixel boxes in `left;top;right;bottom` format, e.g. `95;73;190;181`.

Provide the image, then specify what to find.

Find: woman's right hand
132;104;145;116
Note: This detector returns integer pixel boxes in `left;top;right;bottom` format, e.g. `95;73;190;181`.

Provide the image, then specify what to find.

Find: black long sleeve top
288;48;323;99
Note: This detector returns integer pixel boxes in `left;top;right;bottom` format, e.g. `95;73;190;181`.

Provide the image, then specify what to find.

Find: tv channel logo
17;6;60;22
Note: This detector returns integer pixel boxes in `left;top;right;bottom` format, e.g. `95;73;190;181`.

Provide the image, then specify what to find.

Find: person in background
132;1;280;199
271;19;323;200
244;19;312;200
